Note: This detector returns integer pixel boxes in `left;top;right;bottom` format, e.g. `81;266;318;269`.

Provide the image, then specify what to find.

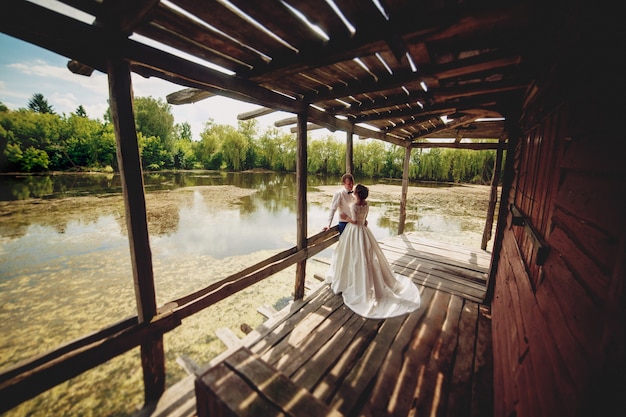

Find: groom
323;173;355;234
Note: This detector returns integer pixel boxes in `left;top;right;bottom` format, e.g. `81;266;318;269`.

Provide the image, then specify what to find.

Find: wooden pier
145;233;493;417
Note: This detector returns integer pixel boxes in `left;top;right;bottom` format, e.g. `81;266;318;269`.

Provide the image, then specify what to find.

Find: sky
0;31;318;142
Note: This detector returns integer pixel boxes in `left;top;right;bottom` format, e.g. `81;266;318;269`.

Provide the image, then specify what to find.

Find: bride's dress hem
325;203;421;320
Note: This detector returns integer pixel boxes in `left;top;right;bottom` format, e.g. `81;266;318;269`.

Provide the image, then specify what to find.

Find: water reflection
0;172;403;254
0;172;472;259
1;171;438;201
153;190;302;258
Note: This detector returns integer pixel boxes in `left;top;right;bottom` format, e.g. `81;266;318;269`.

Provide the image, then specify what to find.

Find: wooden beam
275;116;297;127
238;107;276;120
398;146;411;235
482;136;505;250
166;88;214;105
294;110;308;301
0;0;304;114
407;114;478;141
107;59;156;322
301;53;523;107
107;57;164;404
346;127;354;175
67;60;94;76
93;0;161;34
411;142;505;150
290;123;324;133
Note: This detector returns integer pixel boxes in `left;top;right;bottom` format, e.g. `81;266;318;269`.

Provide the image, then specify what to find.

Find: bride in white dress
325;184;421;319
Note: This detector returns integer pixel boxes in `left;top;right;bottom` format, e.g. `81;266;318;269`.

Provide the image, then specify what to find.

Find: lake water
0;171;487;416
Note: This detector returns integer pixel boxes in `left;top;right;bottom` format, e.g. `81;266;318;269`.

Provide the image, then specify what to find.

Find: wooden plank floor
146;234;494;417
381;232;491;303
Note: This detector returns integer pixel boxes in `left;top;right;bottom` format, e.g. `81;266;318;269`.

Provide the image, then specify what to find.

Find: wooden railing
0;228;340;413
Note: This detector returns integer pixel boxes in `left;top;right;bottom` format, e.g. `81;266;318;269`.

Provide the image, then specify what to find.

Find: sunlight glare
282;1;330;41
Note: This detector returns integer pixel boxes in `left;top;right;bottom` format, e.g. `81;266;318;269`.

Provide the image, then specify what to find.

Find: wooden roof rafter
1;0;542;145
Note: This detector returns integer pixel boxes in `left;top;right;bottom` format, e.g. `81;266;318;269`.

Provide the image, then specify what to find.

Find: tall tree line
0;94;501;184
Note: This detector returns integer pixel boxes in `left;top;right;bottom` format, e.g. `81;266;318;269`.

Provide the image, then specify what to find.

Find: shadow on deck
145;233;494;417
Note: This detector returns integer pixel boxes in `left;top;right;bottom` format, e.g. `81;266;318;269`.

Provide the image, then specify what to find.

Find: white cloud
8;60;109;96
1;35;340;141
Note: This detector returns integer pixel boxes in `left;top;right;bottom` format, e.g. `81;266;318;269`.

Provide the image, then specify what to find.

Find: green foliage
133;96;175;151
140;134;171;171
75;105;87;117
171;122;196;169
175;122;193;142
238;120;259;170
0;95;501;183
308;136;343;174
255;128;279;169
28;93;55;114
57;113;108;169
196;120;224;169
6;143;49;172
219;127;248;171
356;140;387;177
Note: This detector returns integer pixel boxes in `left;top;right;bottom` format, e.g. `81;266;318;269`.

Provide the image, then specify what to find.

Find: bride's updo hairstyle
354;184;369;201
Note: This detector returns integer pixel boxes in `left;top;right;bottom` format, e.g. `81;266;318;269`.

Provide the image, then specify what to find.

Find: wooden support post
294;110;308;300
398;145;411;235
107;58;164;404
346;127;354;174
481;137;505;250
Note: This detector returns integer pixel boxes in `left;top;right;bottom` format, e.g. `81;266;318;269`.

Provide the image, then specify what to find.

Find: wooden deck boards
147;234;494;417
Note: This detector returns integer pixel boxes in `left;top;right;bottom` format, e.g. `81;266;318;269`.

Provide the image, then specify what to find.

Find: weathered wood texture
294;110;309;300
1;0;534;144
153;235;493;417
196;347;343;417
382;233;491;303
107;56;165;404
491;14;626;414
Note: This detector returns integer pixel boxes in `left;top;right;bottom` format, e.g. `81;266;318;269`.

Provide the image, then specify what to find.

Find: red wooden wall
490;3;625;415
491;63;625;417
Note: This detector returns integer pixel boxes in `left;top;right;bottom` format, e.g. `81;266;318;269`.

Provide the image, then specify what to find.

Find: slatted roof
2;0;550;147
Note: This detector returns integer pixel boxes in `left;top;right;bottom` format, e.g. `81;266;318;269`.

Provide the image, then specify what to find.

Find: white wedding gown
325;202;421;319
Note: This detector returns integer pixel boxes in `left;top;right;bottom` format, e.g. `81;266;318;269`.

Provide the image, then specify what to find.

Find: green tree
28;93;55;114
133;96;174;151
75;105;87;117
172;122;196;169
381;145;404;178
195;120;224;169
1;110;63;169
96;125;118;170
61;113;108;168
237;119;259;169
140;134;171;170
175;121;193;142
308;136;343;174
276;131;296;171
408;148;422;179
256;127;280;169
5;143;49;172
358;140;386;177
221;127;249;170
